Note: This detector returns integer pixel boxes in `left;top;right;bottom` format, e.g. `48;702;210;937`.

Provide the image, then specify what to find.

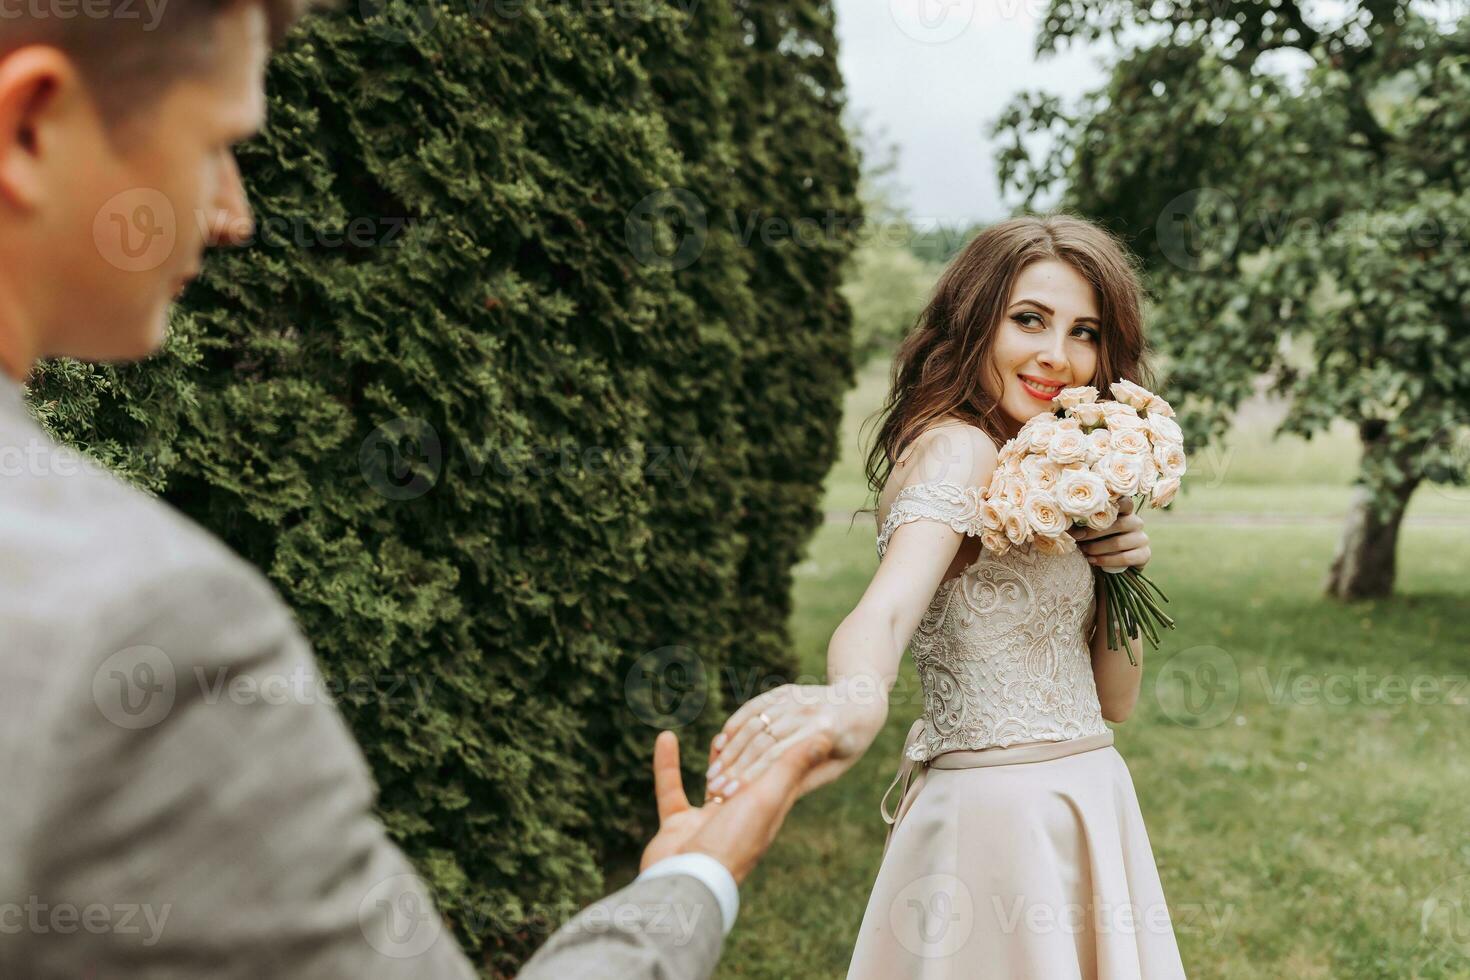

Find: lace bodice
877;481;1109;761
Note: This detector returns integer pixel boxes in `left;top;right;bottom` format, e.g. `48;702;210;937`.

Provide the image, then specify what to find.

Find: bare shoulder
893;420;1000;490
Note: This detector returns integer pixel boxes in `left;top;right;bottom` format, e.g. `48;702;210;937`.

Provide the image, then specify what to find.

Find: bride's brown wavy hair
861;212;1157;513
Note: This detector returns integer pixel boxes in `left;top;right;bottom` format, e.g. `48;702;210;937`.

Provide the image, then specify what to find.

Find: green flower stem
1121;570;1175;627
1102;576;1125;657
1102;572;1170;660
1117;581;1152;652
1101;576;1139;666
1126;582;1171;626
1130;566;1174;607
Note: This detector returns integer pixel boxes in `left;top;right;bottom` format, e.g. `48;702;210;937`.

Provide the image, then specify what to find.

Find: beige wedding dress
846;481;1188;979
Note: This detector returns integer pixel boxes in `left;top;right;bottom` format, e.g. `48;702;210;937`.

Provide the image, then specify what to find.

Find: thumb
651;730;690;822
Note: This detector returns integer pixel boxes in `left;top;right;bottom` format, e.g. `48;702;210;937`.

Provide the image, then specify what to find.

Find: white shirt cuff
635;852;739;935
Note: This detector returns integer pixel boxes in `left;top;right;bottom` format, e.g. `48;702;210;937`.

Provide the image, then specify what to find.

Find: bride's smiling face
983;259;1102;437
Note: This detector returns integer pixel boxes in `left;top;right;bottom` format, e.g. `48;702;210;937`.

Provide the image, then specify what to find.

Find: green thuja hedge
27;1;858;974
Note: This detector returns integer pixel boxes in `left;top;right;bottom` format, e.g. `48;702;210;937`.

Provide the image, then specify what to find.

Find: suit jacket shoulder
0;396;477;978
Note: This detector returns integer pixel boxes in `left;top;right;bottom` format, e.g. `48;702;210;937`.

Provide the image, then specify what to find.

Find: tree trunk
1323;424;1422;601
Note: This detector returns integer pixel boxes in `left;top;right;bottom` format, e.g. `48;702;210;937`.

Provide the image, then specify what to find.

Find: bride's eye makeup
1012;312;1100;342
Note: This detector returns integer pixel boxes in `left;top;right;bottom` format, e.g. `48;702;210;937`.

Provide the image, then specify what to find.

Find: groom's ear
0;46;85;212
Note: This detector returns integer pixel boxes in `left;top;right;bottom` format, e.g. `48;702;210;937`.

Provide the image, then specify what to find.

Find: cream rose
1086;498;1120;530
1137;456;1159;493
1045;427;1090;466
1034;531;1078;556
1151;475;1181;508
1055;385;1099;410
1071;402;1106;427
1145;412;1183;445
980;496;1006;532
981;528;1011;556
1024;418;1058;454
1093;452;1145;496
1153;441;1187;478
1054;466;1110;520
1145;394;1175;417
1111;428;1152;456
1019;454;1062;490
1109;378;1156;411
1085;428;1112;464
1022;487;1068;537
1102;404;1145;431
1002;505;1030;546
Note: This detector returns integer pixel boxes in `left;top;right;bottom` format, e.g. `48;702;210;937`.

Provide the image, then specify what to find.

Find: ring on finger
758;711;773;732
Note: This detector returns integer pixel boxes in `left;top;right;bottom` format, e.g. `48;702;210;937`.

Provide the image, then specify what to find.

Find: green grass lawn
713;357;1470;979
719;522;1470;979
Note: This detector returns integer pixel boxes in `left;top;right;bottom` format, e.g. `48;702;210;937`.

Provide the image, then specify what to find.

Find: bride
702;214;1188;977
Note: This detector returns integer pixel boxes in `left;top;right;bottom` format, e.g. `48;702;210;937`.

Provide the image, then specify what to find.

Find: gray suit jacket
0;378;724;979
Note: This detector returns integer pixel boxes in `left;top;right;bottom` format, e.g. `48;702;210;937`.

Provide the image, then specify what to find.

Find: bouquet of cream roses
980;379;1184;664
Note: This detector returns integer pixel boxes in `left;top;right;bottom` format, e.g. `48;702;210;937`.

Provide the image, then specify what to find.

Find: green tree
993;0;1470;598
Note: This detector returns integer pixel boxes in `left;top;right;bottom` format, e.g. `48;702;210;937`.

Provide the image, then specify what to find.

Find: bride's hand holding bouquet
986;379;1184;664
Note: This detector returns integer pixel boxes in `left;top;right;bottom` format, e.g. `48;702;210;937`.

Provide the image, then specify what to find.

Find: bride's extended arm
706;425;998;799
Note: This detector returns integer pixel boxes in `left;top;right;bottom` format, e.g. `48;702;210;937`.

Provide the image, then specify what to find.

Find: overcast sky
831;0;1401;226
833;0;1120;226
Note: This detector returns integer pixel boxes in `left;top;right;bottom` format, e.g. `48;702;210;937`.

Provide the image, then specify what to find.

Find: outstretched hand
703;683;885;807
639;728;832;885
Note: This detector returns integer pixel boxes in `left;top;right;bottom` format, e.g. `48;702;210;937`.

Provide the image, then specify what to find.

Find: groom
0;0;831;976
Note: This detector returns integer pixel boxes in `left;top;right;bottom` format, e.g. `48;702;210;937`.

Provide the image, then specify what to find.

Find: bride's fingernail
706;761;722;780
708;775;727;793
723;780;740;797
713;733;727;750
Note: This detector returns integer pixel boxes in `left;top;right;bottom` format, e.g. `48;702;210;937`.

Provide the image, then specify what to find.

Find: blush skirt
846;720;1188;979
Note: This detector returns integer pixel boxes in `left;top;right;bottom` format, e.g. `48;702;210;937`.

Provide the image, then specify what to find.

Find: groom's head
0;0;313;379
